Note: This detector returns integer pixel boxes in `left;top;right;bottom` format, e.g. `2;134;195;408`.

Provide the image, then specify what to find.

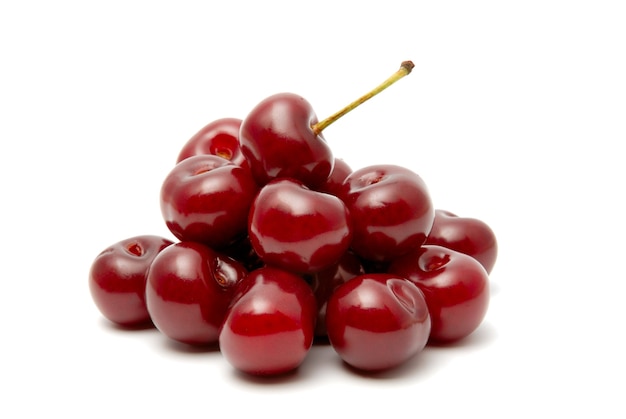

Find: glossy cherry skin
89;235;174;327
317;157;352;196
160;155;259;249
239;92;334;188
248;178;353;274
145;241;248;345
388;244;490;343
176;118;247;169
325;273;431;371
219;267;317;376
307;251;364;337
425;209;498;274
338;164;435;262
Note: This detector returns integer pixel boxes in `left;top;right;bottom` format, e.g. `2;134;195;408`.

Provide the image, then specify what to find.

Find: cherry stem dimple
311;60;415;136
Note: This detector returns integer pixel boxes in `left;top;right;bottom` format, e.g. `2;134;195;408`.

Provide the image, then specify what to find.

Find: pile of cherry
89;62;497;376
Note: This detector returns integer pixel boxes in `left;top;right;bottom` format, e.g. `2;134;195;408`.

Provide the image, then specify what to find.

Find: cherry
338;164;434;262
325;273;431;371
425;209;498;274
176;117;248;169
218;266;317;376
160;154;259;249
89;235;173;327
388;244;490;343
145;241;248;345
248;178;353;274
307;250;365;337
239;92;333;188
239;61;414;188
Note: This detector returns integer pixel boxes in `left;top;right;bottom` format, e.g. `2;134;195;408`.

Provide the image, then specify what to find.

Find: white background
1;1;625;417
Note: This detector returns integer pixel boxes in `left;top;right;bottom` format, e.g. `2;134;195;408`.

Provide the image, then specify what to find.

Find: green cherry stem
311;60;415;136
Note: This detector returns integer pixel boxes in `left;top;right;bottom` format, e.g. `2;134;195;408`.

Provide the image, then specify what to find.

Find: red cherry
248;178;353;274
325;273;431;371
307;251;365;337
425;209;498;274
239;61;415;189
388;244;490;343
239;92;334;188
219;267;317;376
89;235;173;327
160;155;259;249
176;118;248;169
145;241;247;345
339;164;434;262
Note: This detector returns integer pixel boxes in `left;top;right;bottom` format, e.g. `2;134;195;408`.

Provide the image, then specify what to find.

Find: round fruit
239;92;334;188
326;273;431;371
160;155;258;249
88;235;173;327
248;178;352;273
338;164;434;262
176;117;248;169
145;241;247;345
388;244;490;343
425;209;498;274
219;267;317;375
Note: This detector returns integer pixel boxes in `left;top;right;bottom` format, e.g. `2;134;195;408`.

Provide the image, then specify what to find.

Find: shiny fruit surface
339;164;434;262
388;244;490;343
325;273;431;371
248;178;352;273
239;92;334;188
176;117;248;169
219;267;317;375
89;235;173;327
160;155;258;249
145;241;247;345
425;209;498;274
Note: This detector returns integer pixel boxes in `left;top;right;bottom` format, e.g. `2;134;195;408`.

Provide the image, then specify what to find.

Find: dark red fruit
388;244;490;343
339;164;434;262
160;155;258;249
325;273;431;371
176;118;248;169
89;235;173;327
425;209;498;274
219;267;317;375
145;241;247;345
248;178;352;274
239;92;334;188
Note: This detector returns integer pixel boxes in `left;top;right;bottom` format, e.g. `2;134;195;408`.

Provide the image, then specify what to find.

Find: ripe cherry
248;178;353;274
425;209;498;274
218;267;317;376
338;164;434;262
239;61;415;189
388;244;490;343
176;117;248;169
239;92;333;188
325;273;431;371
145;241;248;345
89;235;173;327
160;154;259;249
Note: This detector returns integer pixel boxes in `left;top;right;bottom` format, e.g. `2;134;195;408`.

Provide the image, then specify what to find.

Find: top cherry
239;61;415;188
176;117;249;170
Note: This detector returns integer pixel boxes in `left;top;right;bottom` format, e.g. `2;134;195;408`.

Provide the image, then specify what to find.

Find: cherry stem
311;60;415;136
